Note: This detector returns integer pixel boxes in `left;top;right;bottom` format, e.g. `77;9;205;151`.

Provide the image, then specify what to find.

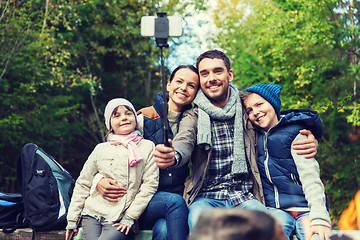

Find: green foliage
0;0;201;192
0;0;165;191
209;0;360;225
319;138;360;221
5;0;359;229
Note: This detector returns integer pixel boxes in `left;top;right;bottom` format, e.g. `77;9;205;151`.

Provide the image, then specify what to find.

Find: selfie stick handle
159;47;170;147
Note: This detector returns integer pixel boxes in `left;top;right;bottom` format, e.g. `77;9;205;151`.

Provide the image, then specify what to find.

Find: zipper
263;130;280;208
291;173;301;186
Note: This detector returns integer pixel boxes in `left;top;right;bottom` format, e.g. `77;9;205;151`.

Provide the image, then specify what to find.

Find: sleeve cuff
90;174;105;195
66;221;78;230
311;219;331;228
173;151;181;167
120;215;135;229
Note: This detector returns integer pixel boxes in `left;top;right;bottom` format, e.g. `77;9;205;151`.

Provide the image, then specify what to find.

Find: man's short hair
196;49;231;72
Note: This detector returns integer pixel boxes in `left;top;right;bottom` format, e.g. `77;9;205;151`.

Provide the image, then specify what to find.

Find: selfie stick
141;12;182;147
155;13;171;147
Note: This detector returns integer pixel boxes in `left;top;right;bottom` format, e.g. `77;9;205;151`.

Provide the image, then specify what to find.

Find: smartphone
141;15;182;37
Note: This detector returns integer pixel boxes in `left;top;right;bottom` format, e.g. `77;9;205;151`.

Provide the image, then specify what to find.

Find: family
65;49;331;240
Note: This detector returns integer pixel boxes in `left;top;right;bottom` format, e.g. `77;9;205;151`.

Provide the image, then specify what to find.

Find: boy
242;84;331;240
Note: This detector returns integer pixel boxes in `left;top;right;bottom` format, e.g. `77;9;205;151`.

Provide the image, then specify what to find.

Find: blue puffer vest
256;109;323;210
138;93;190;195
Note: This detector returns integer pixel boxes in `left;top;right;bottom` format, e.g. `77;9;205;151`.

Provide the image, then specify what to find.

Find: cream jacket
67;140;159;226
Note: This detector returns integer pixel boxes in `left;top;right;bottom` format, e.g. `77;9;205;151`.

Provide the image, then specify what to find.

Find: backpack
17;143;75;232
0;192;29;232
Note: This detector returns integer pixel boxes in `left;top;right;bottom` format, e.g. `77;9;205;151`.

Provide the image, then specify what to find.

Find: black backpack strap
2;211;28;234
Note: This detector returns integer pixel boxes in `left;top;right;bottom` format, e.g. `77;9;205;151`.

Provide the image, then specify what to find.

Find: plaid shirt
198;117;255;206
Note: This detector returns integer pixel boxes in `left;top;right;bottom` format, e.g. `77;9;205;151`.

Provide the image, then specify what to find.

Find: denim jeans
188;197;267;232
267;208;320;240
139;191;189;240
81;215;128;240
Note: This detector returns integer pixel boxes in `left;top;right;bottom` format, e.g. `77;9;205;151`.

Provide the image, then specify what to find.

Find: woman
96;65;200;240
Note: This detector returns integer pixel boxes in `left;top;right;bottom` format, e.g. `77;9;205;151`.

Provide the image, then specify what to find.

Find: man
153;49;318;231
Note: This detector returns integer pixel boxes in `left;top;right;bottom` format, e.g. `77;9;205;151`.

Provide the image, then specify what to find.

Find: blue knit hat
243;84;282;118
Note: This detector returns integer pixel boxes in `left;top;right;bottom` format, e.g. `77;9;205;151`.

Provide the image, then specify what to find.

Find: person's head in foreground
189;208;287;240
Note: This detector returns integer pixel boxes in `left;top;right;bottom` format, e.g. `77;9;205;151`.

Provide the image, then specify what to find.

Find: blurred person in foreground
189;208;287;240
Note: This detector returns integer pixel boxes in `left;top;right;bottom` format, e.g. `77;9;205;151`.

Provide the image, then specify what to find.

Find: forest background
1;0;359;228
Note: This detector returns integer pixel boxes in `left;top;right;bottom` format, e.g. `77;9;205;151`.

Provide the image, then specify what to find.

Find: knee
168;194;186;205
166;194;188;212
188;206;205;232
240;199;267;211
268;209;295;238
153;218;167;240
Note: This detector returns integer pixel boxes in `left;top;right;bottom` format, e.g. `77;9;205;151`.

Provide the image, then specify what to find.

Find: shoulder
281;109;320;123
89;142;114;158
178;107;198;130
137;106;160;120
280;109;322;138
93;142;111;150
139;138;155;149
189;105;198;115
182;107;198;118
138;139;156;159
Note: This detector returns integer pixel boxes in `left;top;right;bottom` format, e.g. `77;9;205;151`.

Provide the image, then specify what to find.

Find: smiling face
243;93;279;131
167;68;199;112
110;105;137;135
198;58;233;108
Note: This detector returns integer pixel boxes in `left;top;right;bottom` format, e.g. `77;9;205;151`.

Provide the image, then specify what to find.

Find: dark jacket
138;93;190;195
256;109;323;210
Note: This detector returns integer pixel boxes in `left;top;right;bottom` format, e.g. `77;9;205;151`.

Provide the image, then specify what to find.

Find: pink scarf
108;132;143;166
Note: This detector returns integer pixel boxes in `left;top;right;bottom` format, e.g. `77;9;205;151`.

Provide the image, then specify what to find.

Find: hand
308;225;332;240
65;229;78;240
97;177;127;202
292;129;319;159
113;223;130;235
154;139;176;169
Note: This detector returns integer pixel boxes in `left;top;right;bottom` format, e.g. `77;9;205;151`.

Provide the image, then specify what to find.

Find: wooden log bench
1;229;360;240
0;228;152;240
332;230;360;240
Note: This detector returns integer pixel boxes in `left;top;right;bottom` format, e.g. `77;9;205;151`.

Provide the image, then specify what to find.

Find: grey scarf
193;84;248;174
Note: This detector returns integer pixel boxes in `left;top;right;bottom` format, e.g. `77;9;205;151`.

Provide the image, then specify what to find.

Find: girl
242;84;331;240
96;65;200;240
65;98;159;240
